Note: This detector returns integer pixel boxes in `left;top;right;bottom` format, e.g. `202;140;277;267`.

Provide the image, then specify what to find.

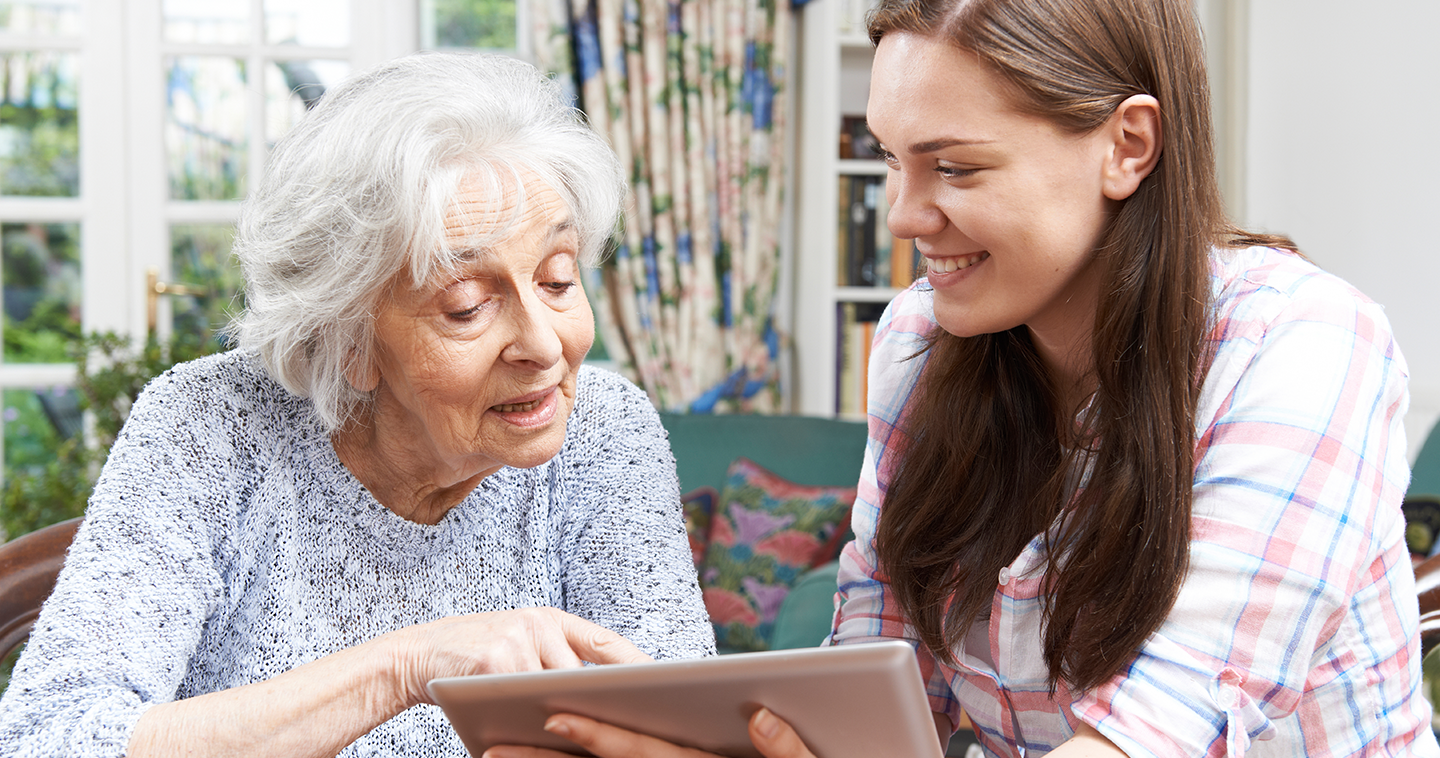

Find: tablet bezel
426;640;942;758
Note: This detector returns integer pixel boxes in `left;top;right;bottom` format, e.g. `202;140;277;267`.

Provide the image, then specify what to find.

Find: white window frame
125;0;420;342
0;0;420;487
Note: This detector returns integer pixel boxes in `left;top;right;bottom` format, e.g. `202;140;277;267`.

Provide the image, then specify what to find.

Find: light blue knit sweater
0;352;715;757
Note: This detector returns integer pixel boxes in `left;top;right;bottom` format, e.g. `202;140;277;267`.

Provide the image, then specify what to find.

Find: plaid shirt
833;246;1439;757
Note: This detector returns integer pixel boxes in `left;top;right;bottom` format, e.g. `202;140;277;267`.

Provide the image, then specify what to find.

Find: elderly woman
0;52;714;757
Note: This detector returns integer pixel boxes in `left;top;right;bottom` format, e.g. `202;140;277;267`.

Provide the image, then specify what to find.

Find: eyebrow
906;137;997;154
451;218;578;261
865;119;997;156
546;219;576;242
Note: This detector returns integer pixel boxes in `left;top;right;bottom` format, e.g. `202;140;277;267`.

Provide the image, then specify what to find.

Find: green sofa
658;412;866;651
659;413;983;755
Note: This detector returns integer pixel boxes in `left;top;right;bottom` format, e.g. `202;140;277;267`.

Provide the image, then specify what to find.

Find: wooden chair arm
0;517;83;659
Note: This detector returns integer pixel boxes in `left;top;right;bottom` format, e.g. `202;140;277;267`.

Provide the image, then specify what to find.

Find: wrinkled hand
481;708;817;758
384;607;651;708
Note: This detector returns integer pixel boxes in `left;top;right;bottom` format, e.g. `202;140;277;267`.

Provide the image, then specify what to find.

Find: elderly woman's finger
748;708;817;758
546;611;653;666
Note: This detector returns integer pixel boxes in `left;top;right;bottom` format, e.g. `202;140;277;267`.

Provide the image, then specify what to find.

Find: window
0;0;526;506
0;0;85;496
0;0;421;503
420;0;522;53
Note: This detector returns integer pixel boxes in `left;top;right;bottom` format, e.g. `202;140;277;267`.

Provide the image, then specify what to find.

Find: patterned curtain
531;0;790;413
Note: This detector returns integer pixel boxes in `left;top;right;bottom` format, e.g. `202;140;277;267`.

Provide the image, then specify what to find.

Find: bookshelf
795;0;913;419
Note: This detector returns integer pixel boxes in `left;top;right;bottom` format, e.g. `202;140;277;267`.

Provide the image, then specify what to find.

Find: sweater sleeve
554;367;717;661
0;360;240;757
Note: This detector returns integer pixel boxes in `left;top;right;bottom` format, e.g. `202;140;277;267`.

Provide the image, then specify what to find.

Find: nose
500;290;564;369
884;169;946;241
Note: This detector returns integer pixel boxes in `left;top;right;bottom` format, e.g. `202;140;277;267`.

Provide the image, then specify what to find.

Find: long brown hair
870;0;1296;692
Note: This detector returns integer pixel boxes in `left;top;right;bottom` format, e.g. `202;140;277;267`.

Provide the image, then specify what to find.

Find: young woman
491;0;1438;756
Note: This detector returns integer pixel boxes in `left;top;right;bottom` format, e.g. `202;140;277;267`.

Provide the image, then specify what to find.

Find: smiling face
868;32;1119;377
353;172;593;498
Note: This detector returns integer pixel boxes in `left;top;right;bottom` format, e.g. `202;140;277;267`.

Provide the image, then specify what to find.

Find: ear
345;351;380;393
1101;94;1162;201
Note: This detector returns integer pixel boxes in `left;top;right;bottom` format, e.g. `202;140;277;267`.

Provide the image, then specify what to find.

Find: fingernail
544;716;572;738
754;707;780;738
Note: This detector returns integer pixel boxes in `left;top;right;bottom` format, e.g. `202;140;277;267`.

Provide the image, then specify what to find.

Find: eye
876;145;899;167
537;247;581;298
936;165;979;179
446;301;490;321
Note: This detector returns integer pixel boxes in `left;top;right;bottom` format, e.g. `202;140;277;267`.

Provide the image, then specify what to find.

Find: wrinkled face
868;32;1116;365
365;173;593;480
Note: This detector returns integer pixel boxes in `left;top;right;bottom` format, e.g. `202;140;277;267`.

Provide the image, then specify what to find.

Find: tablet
426;640;942;758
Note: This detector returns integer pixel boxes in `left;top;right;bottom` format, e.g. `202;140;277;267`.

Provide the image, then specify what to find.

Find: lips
491;398;543;413
490;387;553;414
925;250;989;274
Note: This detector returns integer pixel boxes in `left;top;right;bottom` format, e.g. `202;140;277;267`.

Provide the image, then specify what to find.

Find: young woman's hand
481;708;817;758
384;607;652;708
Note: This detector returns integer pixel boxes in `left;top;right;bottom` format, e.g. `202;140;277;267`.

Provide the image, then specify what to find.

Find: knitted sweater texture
0;351;715;757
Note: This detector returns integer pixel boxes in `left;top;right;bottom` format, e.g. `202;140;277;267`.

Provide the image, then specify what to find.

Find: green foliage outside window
3;299;81;364
432;0;516;50
171;224;245;340
1;331;224;542
0;52;80;197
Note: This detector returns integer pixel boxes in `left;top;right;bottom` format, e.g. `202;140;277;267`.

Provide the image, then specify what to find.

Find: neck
1027;324;1096;417
331;418;493;526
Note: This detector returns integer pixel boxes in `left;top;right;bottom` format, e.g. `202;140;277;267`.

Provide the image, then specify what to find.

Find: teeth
926;251;989;274
493;398;542;413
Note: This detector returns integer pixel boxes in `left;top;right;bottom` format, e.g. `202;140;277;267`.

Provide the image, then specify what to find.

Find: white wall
1242;0;1440;461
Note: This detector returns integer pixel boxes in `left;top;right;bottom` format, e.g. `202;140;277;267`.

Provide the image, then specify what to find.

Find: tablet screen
427;640;942;758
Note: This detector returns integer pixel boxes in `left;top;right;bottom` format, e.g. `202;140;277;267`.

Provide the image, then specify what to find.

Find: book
836;302;854;416
836;175;852;286
840;115;881;161
836;173;921;290
873;183;892;286
838;175;881;287
836;301;890;417
837;302;861;417
890;236;917;289
853;177;877;286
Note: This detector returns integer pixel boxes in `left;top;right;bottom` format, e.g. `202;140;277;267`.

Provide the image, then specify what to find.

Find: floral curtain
531;0;790;413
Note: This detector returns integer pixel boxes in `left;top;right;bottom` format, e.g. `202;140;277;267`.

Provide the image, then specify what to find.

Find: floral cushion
682;487;720;567
698;458;856;652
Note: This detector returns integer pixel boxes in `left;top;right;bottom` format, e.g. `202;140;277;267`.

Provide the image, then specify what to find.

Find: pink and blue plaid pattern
832;246;1439;757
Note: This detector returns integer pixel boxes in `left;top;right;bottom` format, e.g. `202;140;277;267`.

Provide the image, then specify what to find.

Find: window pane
1;222;80;364
3;386;80;474
265;59;347;146
0;51;79;197
167;56;247;201
0;0;81;35
423;0;516;50
163;0;249;45
265;0;349;47
170;223;241;346
2;385;82;546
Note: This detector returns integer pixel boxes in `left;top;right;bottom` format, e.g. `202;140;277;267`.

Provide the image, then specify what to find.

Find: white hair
229;52;624;433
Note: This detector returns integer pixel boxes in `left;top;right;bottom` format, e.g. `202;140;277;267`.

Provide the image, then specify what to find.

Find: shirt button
998;567;1011;586
1220;685;1238;708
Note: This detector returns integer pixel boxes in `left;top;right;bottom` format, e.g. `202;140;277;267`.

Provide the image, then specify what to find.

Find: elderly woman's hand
383;607;652;708
128;607;651;758
482;708;817;758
